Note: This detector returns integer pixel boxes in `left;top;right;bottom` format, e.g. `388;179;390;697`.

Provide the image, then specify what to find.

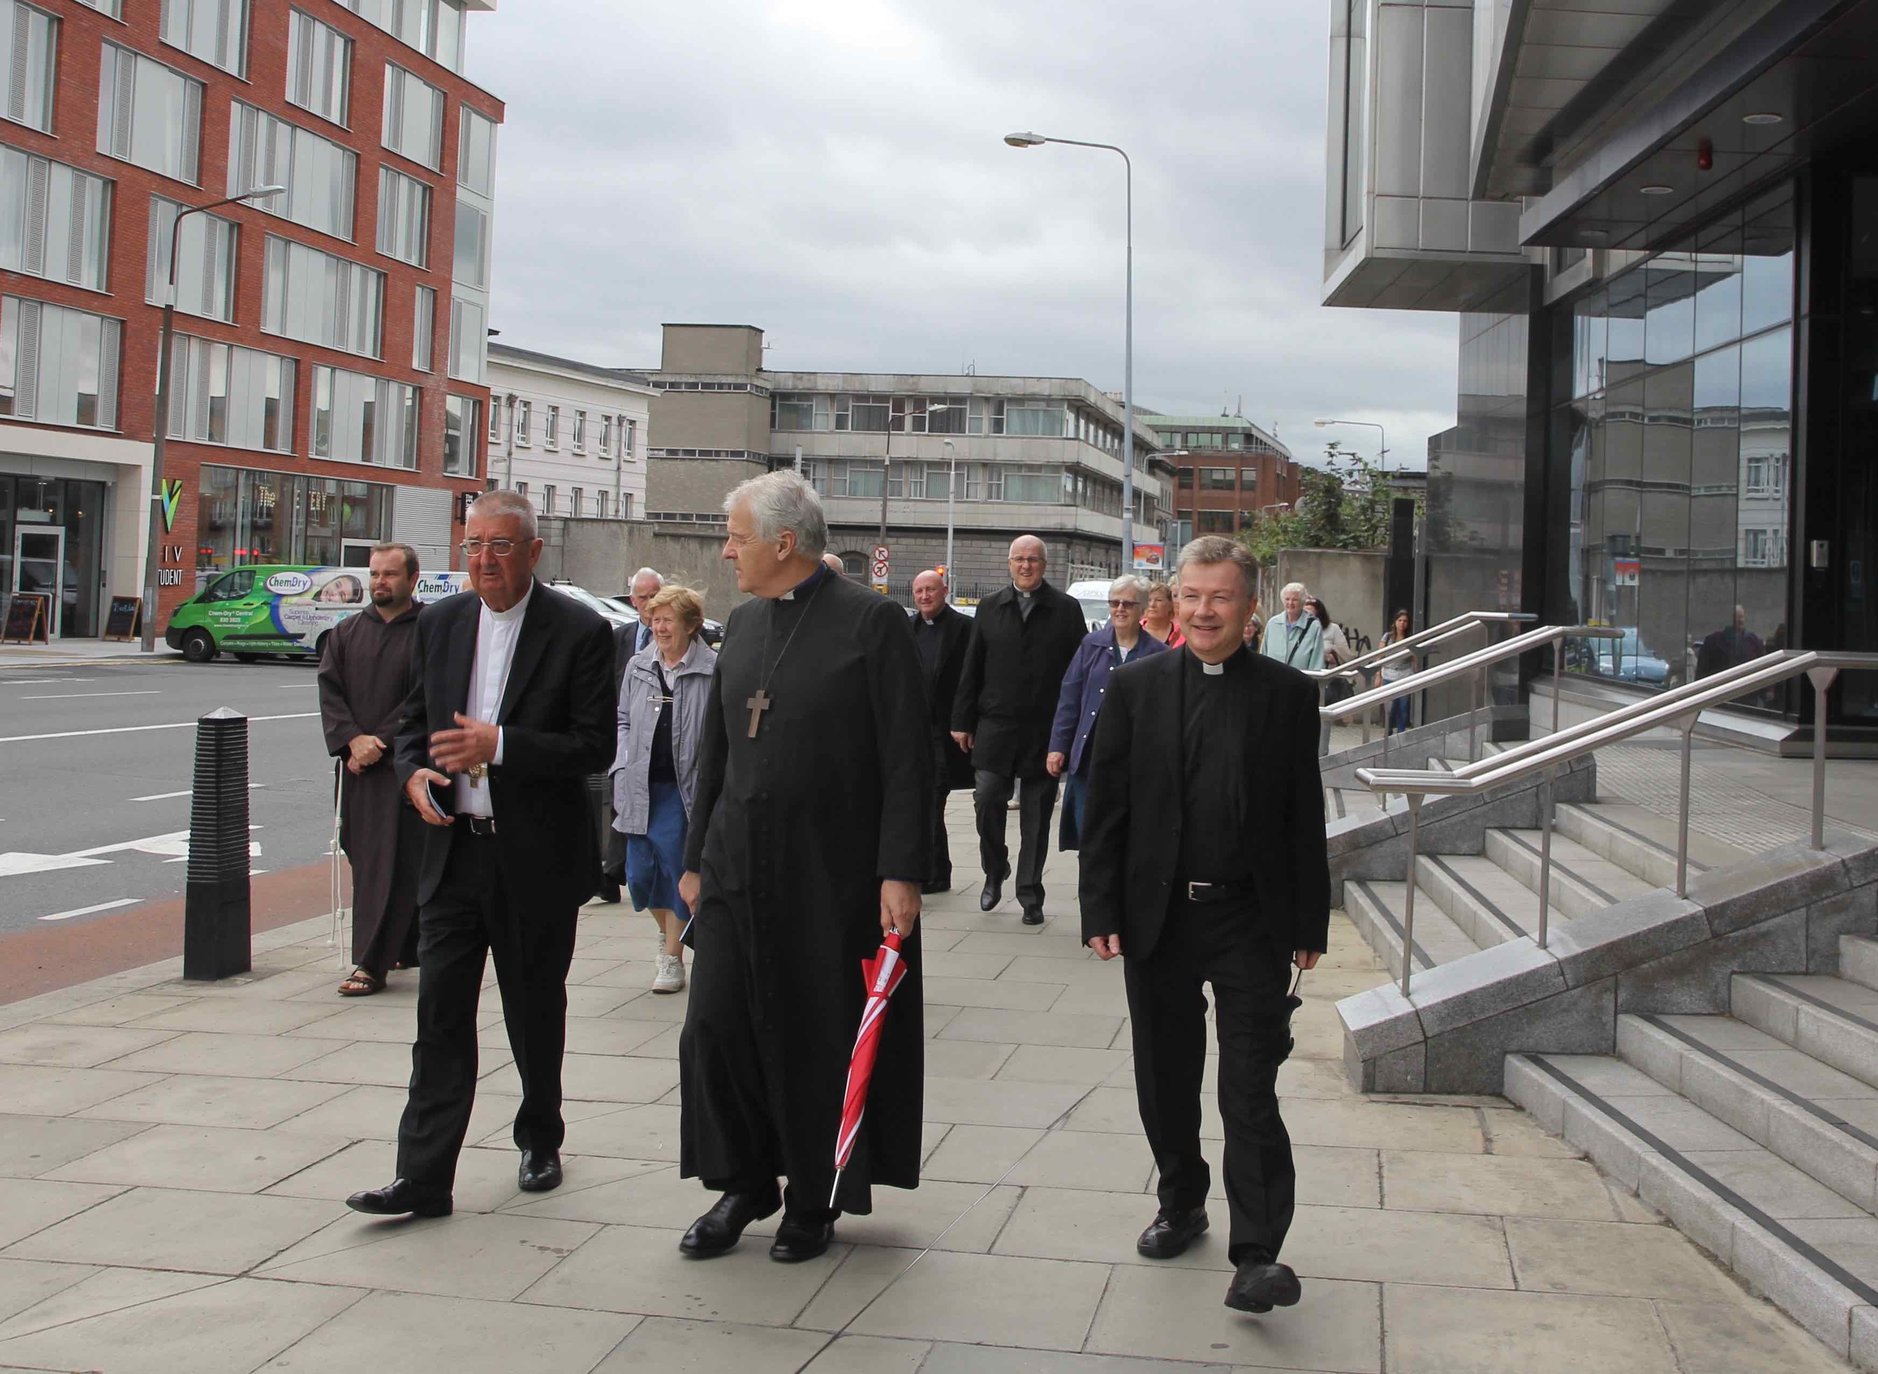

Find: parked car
547;581;637;630
1591;626;1670;685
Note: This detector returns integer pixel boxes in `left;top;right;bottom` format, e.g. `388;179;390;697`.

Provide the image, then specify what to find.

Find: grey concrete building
637;324;1170;601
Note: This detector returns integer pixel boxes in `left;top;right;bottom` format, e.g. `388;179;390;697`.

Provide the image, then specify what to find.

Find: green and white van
165;564;466;663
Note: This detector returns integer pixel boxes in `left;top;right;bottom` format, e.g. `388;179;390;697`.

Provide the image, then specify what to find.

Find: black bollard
184;706;252;980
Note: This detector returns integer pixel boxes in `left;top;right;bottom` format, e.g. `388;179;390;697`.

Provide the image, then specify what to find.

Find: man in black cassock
676;469;932;1264
317;542;424;997
910;568;974;893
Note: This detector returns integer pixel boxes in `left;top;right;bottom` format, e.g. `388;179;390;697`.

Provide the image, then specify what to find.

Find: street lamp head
1313;419;1330;428
240;184;286;200
1003;131;1047;148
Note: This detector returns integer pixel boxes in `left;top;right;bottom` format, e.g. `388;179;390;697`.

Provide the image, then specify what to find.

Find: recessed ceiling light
1640;184;1674;195
1742;112;1784;125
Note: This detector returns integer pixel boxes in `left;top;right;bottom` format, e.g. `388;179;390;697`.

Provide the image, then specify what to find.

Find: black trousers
1123;896;1296;1263
973;769;1057;910
929;738;953;887
395;826;579;1190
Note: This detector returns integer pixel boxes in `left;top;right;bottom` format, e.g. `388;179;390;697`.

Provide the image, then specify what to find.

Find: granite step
1484;826;1655;921
1555;799;1746;891
1341;877;1483;980
1731;971;1878;1094
1411;851;1569;949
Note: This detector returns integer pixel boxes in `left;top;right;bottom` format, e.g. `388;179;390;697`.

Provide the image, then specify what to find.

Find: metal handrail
1303;610;1535;682
1321;623;1622;765
1353;648;1878;997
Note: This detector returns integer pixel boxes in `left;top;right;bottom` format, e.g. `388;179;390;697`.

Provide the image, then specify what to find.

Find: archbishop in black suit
347;491;615;1218
1079;536;1331;1316
910;569;973;892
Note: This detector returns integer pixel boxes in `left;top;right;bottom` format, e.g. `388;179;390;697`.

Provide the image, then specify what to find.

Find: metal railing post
1809;666;1839;851
1675;714;1697;898
1401;794;1423;998
1537;766;1556;948
1470;663;1485;762
1553;641;1564;736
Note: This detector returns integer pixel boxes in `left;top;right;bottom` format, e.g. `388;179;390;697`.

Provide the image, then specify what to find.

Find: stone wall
535;518;745;618
1273;547;1389;648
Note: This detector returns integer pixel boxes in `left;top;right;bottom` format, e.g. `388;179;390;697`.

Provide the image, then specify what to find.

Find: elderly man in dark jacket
911;569;975;893
950;535;1087;924
1047;573;1169;851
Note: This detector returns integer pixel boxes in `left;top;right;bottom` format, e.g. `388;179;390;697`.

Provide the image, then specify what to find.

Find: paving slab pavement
0;796;1857;1371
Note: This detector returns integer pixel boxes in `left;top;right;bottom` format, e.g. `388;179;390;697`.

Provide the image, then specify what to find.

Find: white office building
485;343;654;521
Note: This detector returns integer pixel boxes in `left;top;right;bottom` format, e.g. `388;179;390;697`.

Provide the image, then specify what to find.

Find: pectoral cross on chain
745;689;772;739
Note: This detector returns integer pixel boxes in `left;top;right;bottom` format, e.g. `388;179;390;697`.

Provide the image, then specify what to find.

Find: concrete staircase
1506;935;1878;1365
1343;783;1744;983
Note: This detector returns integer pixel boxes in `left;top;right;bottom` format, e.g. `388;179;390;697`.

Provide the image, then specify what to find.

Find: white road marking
1;677;92;684
20;690;160;700
130;782;266;802
38;898;139;922
0;826;261;876
0;712;318;745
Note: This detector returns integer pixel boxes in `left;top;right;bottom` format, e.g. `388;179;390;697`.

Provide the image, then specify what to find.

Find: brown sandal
338;969;384;997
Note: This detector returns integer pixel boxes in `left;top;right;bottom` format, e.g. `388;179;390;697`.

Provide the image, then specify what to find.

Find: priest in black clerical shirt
1078;535;1331;1316
674;470;932;1264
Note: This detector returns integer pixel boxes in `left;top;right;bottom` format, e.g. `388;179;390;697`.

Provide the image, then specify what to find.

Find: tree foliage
1240;450;1406;567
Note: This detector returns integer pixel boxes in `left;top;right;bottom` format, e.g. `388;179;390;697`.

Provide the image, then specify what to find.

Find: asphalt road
0;655;340;936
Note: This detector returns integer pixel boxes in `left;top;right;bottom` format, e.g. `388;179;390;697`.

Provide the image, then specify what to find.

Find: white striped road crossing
0;712;318;745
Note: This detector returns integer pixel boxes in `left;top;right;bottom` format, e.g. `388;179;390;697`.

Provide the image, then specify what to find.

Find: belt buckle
1186;881;1210;902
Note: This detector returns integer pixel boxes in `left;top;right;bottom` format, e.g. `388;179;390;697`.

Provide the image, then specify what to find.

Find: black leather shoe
679;1187;782;1258
1021;905;1045;925
1224;1249;1302;1313
769;1214;835;1263
518;1149;562;1193
1135;1206;1208;1259
346;1179;452;1218
979;866;1010;911
922;877;950;895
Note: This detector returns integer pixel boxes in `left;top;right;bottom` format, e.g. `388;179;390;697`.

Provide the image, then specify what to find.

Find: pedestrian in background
1379;608;1414;735
1261;582;1323;672
627;567;663;652
951;535;1087;925
1307;595;1354;755
1079;535;1330;1316
347;491;615;1218
612;584;717;994
318;542;425;997
1047;573;1168;850
910;569;974;893
1142;582;1184;647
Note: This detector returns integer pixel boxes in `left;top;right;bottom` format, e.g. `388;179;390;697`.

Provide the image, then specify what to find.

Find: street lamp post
141;184;284;652
1313;418;1389;474
1004;130;1135;572
942;438;957;580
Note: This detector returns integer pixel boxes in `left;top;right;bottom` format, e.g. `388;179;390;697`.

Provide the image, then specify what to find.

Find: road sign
871;544;889;563
871;544;890;582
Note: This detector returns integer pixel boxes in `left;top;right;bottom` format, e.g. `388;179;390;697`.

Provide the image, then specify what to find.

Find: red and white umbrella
830;928;911;1208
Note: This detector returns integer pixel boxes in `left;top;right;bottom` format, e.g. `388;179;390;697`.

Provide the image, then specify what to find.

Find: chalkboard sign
3;593;49;644
104;595;143;641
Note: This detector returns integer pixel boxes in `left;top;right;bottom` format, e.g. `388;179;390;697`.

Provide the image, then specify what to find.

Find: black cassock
680;570;933;1215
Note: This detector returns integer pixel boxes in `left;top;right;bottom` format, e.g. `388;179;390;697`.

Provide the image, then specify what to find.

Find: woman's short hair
1145;582;1174;606
644;585;704;637
725;469;828;557
1280;580;1308;601
1108;574;1149;603
1175;536;1257;597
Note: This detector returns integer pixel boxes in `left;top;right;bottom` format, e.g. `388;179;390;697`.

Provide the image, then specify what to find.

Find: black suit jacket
916;604;975;791
395;581;617;912
1077;647;1331;961
950;581;1087;778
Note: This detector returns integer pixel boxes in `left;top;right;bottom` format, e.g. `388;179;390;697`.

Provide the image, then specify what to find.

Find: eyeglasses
1108;599;1140;609
460;538;519;558
1008;555;1043;565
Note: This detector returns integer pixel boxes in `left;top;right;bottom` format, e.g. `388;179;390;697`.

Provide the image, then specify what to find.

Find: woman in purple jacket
1047;574;1172;849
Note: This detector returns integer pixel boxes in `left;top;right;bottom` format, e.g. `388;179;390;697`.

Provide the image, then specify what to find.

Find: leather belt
1182;878;1255;905
455;815;498;836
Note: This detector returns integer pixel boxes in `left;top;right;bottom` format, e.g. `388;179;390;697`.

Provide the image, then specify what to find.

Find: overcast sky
465;0;1459;470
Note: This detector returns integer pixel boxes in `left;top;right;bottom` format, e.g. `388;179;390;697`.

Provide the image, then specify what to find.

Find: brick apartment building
0;0;501;638
1147;411;1301;543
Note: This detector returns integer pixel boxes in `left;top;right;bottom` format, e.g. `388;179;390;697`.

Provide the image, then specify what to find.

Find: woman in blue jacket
1047;574;1171;849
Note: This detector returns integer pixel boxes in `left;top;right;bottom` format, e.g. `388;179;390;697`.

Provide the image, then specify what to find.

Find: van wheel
181;629;216;663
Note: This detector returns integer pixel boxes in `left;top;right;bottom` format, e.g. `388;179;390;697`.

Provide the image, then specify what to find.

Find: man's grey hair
1280;580;1308;601
1009;534;1048;561
1177;536;1258;597
471;489;538;539
631;567;663;589
1108;573;1149;602
726;469;827;557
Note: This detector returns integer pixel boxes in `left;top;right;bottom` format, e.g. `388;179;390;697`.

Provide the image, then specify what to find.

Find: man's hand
1045;751;1067;777
678;870;701;914
950;730;974;753
880;879;921;937
430;711;498;774
1294;949;1322;971
405;768;452;826
1089;934;1123;961
346;733;385;775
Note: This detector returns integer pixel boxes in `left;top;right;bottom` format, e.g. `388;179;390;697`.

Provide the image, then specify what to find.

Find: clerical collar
1186;645;1248;677
482;581;534;623
778;564;830;602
